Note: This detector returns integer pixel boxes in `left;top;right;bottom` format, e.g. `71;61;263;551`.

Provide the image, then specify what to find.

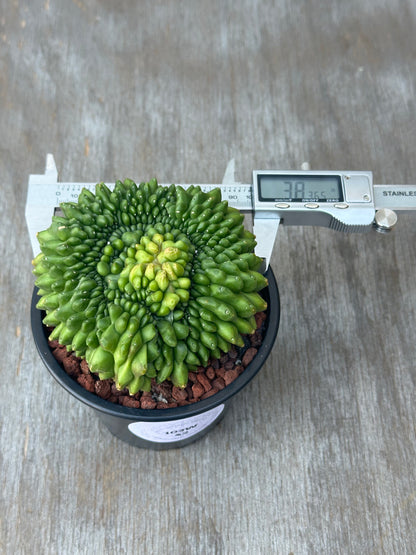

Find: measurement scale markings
28;181;253;210
26;157;415;265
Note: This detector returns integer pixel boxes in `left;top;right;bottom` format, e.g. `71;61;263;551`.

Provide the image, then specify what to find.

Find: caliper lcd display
258;174;343;203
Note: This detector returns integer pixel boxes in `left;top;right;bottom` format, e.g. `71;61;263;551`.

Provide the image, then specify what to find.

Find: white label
128;404;225;443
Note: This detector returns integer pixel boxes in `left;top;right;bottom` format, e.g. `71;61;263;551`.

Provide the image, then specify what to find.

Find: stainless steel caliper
26;155;416;270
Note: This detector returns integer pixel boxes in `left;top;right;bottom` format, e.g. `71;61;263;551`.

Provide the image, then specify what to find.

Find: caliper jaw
253;217;280;274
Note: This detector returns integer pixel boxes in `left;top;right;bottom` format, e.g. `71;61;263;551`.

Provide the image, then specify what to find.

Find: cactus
33;179;268;394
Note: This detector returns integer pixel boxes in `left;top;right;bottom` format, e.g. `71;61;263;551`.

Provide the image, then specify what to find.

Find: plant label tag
128;404;225;443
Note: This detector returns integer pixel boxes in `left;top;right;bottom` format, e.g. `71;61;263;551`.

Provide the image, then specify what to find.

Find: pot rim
31;267;280;422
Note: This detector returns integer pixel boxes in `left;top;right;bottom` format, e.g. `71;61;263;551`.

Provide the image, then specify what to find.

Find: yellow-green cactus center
127;233;192;316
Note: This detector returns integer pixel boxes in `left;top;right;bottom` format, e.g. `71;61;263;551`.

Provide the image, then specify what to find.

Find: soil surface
47;311;267;409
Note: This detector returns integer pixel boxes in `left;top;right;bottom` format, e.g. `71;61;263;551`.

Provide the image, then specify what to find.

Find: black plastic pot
31;267;280;449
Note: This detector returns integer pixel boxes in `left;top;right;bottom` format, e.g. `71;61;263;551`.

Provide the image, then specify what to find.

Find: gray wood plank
1;0;415;553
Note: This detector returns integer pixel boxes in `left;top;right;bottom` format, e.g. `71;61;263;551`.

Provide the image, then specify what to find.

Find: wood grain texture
1;0;415;553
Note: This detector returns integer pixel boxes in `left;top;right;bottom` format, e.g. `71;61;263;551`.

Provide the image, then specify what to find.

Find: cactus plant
32;179;268;395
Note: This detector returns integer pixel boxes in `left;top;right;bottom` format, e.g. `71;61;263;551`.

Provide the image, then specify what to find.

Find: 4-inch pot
31;267;280;449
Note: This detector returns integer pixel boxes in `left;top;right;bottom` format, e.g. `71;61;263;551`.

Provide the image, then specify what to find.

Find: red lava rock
219;354;229;365
235;365;245;375
94;379;112;400
201;387;219;399
62;356;80;377
152;382;172;403
211;359;220;370
140;397;157;409
255;311;267;327
205;366;216;380
141;391;152;398
228;346;238;359
188;372;198;383
119;396;141;409
215;367;226;379
242;347;258;367
80;359;90;375
192;382;205;399
53;346;69;364
111;384;126;397
172;386;188;402
212;377;226;390
77;374;95;393
250;330;263;347
224;360;234;370
156;402;178;409
196;373;212;392
224;368;239;386
48;339;60;349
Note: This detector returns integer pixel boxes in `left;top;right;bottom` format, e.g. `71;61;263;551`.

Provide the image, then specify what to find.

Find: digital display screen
258;174;343;202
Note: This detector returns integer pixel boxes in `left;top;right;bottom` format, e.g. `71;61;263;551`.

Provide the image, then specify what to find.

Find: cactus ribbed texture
33;179;268;394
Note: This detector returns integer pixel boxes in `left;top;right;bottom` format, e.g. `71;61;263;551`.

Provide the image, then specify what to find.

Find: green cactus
33;179;268;394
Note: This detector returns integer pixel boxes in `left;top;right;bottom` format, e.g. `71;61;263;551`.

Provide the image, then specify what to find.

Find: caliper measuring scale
26;155;416;271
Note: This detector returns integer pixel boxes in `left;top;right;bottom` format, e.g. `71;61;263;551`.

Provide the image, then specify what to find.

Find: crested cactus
33;179;268;394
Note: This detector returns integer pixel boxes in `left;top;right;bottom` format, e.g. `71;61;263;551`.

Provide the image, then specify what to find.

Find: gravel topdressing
47;311;267;409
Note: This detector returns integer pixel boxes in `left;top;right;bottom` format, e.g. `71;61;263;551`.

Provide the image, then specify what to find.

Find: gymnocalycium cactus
33;179;268;394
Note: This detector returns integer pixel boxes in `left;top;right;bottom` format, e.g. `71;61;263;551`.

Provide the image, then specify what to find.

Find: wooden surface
1;0;416;553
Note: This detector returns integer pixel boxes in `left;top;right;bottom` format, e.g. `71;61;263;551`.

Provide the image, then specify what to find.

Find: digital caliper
26;155;416;269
